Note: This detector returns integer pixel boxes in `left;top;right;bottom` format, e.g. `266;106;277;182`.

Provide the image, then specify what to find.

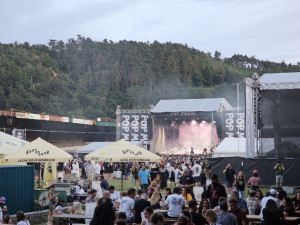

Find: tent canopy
214;138;246;157
151;98;232;113
259;72;300;90
0;131;28;155
84;139;161;162
76;141;143;154
4;137;72;163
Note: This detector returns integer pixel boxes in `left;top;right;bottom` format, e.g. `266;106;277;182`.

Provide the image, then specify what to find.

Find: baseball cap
55;206;63;211
269;189;279;195
253;170;258;174
0;197;6;203
211;174;218;179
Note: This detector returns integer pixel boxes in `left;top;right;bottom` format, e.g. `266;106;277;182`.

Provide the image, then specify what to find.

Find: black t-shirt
124;163;131;173
206;183;227;208
57;163;64;171
292;197;300;210
134;199;151;223
179;175;195;185
226;168;236;182
262;207;284;225
190;212;206;225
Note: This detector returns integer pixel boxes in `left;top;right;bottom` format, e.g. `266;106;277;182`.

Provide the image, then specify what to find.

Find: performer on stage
190;147;194;155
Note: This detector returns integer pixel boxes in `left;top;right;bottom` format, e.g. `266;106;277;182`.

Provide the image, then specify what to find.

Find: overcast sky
1;0;299;64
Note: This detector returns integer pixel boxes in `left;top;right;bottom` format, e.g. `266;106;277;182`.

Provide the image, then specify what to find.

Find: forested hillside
0;36;299;119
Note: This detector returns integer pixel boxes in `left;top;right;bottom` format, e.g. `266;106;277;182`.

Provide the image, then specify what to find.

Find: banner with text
223;109;246;138
119;113;149;141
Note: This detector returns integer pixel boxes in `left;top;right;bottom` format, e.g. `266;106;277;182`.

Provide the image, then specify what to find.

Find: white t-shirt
119;196;135;218
17;220;30;225
71;163;79;174
165;194;186;217
192;164;202;177
0;206;3;223
174;168;181;183
110;191;121;205
260;196;280;215
94;164;101;174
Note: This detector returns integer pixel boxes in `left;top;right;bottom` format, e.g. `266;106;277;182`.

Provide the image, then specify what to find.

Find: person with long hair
280;196;295;217
205;171;212;188
246;190;259;215
131;162;140;188
149;174;162;191
247;170;261;190
141;206;154;225
231;171;247;199
203;209;220;225
199;198;210;216
150;191;164;210
292;190;300;210
178;210;194;225
262;199;284;225
180;187;192;204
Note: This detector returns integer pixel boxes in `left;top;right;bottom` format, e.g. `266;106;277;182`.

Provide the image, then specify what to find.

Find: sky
0;0;299;64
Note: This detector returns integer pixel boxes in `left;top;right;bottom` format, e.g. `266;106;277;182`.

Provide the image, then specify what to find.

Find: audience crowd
1;155;299;225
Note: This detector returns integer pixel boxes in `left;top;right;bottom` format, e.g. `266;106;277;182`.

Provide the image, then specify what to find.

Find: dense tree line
0;36;299;119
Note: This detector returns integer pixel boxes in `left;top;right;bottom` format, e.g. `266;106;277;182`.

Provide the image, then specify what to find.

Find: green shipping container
0;165;34;214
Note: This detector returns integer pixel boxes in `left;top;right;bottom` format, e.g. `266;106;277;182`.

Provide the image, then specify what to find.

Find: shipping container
0;165;34;214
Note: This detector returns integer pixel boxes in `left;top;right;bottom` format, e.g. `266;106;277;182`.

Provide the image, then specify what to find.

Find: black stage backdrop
206;157;300;186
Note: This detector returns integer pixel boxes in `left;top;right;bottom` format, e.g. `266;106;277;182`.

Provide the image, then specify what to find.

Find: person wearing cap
109;186;120;206
247;170;261;191
165;187;186;218
260;189;280;215
216;201;238;225
52;206;68;225
206;174;227;209
188;199;206;225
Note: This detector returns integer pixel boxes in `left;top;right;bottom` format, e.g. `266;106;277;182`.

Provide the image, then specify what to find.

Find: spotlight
191;120;196;125
201;120;205;123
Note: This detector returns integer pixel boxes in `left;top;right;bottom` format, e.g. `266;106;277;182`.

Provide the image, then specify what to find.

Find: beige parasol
84;139;161;162
4;137;72;163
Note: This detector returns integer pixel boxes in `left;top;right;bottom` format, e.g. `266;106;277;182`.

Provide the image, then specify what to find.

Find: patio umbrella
4;137;72;163
84;139;162;191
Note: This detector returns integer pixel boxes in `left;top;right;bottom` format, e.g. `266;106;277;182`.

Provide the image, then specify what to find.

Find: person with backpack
205;174;227;209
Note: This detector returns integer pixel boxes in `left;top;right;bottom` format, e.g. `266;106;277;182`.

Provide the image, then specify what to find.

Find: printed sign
120;113;149;141
223;109;245;138
12;129;26;140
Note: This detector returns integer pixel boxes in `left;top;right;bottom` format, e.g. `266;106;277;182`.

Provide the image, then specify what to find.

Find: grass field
108;178;294;198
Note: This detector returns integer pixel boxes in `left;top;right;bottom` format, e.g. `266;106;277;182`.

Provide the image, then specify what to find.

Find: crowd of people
1;155;299;225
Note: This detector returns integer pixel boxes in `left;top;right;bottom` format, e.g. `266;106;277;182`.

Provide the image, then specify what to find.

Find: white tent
214;138;246;157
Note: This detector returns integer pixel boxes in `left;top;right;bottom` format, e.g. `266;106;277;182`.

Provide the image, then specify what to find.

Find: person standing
231;171;247;199
119;188;136;223
274;161;284;187
48;185;58;224
138;165;151;193
247;170;261;191
223;164;236;194
206;174;227;209
94;161;101;179
192;160;202;186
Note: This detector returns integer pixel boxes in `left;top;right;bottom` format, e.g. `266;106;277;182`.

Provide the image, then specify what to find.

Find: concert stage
150;98;233;154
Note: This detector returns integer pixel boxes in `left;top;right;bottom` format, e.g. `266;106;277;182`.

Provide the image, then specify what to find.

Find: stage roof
151;98;232;113
259;72;300;90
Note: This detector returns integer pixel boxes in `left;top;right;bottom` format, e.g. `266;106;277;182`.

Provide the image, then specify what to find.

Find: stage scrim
151;98;233;154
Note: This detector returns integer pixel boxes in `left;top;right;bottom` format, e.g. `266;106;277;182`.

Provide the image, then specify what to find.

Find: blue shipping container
0;165;34;214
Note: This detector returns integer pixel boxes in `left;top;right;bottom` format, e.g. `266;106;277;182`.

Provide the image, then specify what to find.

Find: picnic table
154;209;170;213
247;215;300;222
53;213;93;225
